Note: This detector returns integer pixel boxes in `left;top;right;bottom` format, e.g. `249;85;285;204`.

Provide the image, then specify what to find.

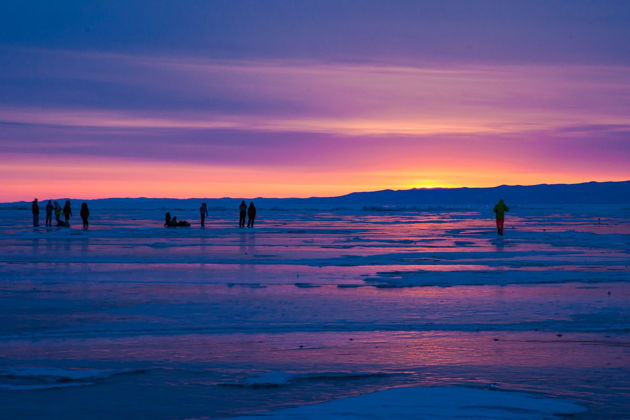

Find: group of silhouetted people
32;198;261;230
162;201;257;228
239;201;256;228
32;197;510;235
164;212;191;227
32;199;90;229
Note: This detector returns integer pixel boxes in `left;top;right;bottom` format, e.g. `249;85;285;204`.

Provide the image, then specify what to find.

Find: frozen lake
0;204;628;418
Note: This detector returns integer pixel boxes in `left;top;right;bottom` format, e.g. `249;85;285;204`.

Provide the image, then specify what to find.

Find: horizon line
4;179;629;205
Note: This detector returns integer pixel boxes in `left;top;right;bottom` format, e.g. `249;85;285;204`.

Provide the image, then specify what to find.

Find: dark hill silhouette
331;181;630;205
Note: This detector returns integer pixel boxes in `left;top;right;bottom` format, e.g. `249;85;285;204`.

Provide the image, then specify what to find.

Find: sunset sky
1;1;629;201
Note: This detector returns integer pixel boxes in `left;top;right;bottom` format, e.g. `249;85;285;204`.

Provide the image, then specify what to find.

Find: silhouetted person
247;202;256;228
54;202;62;225
239;200;247;228
493;199;510;236
45;200;53;226
31;198;40;227
173;216;191;227
164;212;190;227
80;202;90;229
63;200;72;226
200;202;208;227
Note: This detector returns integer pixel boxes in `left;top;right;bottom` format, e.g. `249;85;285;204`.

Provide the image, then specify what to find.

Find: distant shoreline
3;180;629;206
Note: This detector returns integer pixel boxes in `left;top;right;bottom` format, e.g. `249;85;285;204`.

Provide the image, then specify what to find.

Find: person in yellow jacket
54;202;63;225
493;199;509;236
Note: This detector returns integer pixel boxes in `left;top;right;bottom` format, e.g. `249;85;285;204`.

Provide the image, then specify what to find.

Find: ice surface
0;203;628;418
235;371;296;387
226;371;396;388
0;366;135;381
229;386;586;419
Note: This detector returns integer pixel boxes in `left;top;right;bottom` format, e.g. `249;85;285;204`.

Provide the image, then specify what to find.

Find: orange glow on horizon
1;157;627;202
1;56;628;202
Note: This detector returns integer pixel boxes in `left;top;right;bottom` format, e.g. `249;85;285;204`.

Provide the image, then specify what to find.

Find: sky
1;1;629;200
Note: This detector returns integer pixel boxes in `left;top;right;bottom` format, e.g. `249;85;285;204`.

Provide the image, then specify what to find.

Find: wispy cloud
2;48;630;137
1;47;629;199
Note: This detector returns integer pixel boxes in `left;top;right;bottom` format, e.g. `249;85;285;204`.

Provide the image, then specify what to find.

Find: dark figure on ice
493;199;509;236
63;200;72;226
54;202;62;225
200;202;208;227
31;198;40;227
164;212;190;227
175;217;190;227
45;200;53;226
239;200;247;228
54;201;67;227
80;202;90;229
247;202;256;228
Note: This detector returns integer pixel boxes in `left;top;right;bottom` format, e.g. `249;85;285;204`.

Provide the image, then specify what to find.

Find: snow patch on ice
229;385;586;419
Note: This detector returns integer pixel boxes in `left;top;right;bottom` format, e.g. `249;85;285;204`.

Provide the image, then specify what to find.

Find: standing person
31;198;40;227
200;202;208;227
247;201;256;228
54;202;62;225
239;200;247;228
80;202;90;229
45;200;53;226
63;200;72;226
493;199;510;236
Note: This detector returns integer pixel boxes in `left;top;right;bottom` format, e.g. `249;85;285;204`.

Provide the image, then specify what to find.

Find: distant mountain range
325;180;630;206
2;181;629;209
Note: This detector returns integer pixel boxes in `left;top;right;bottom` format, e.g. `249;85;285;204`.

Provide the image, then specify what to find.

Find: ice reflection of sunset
1;330;627;370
